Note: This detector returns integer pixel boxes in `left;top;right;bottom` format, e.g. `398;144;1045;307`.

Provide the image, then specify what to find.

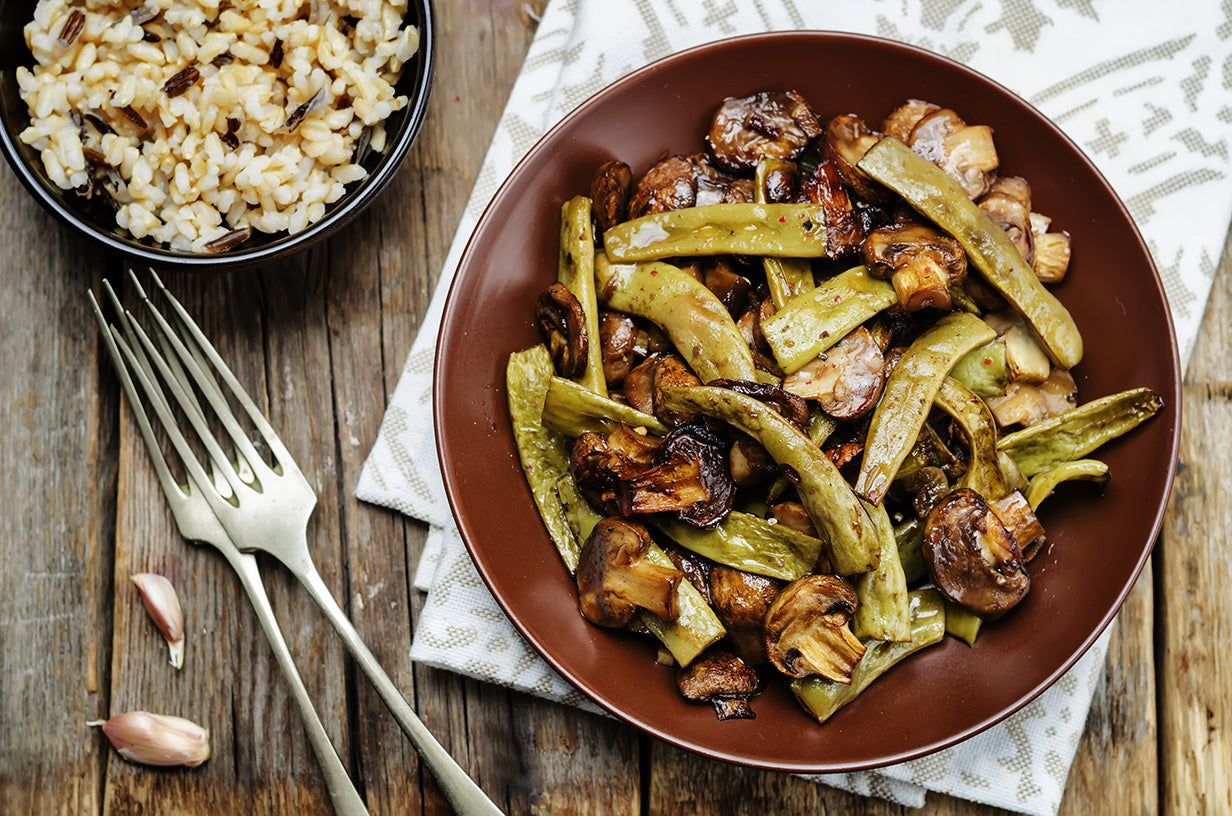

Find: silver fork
100;268;503;816
91;282;369;816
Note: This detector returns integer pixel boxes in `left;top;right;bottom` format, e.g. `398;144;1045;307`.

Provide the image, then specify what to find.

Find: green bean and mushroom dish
506;90;1162;725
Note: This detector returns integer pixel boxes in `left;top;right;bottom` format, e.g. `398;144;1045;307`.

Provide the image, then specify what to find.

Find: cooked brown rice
17;0;420;252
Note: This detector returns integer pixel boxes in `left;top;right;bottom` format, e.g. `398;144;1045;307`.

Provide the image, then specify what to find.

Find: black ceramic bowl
0;0;434;268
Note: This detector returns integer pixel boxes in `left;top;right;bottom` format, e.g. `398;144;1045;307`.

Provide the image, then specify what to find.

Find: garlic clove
89;711;210;767
131;573;186;669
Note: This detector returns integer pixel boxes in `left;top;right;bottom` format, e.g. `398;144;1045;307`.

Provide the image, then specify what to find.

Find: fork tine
142;268;308;486
90;290;188;507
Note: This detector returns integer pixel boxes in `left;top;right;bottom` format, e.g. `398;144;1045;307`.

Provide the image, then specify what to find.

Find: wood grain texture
0;1;1226;814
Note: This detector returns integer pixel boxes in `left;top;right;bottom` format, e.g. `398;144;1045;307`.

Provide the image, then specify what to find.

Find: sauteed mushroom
863;222;968;312
821;113;886;203
677;649;763;720
535;282;589;378
763;574;865;682
623;353;702;427
590;160;633;235
576;518;683;627
629;155;698;217
907;108;999;199
782;326;885;419
978;176;1034;267
707;90;823;174
881;99;940;142
708;566;781;665
795;160;864;258
922;488;1030;618
598;311;639;386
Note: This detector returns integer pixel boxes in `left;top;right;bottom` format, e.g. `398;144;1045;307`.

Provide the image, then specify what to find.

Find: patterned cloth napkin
357;2;1232;813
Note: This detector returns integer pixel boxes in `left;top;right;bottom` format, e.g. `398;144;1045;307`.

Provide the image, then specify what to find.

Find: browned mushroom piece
664;544;713;601
821;113;888;203
985;310;1051;385
736;295;784;377
922;487;1030;618
761;160;800;203
598;311;639;386
768;501;815;536
907;108;999;200
706;566;782;665
863;222;968;312
705;90;822;174
700;257;753;317
795;160;863;258
978;176;1034;267
534;281;589;378
637;422;735;527
763;574;865;682
881;99;941;142
721;177;757;204
1029;211;1073;284
676;649;764;720
623;353;702;427
589;160;633;235
986;367;1078;428
728;433;778;488
989;490;1047;562
782;325;885;419
628;155;698;218
576;518;683;627
897;465;950;520
708;378;810;431
823;439;864;470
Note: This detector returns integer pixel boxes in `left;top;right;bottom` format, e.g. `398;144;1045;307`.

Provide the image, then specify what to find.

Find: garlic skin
131;573;185;669
90;711;210;767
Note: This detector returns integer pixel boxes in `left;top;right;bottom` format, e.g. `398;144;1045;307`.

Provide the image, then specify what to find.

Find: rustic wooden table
2;3;1229;814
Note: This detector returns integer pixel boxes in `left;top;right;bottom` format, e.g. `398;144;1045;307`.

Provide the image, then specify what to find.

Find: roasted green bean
652;510;823;582
603;203;831;262
851;500;911;642
558;196;607;396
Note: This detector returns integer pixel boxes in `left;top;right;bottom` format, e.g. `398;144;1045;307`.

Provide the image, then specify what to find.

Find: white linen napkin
357;2;1232;813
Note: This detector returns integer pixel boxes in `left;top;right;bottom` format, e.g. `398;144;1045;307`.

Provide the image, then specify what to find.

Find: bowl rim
0;0;436;268
433;29;1182;771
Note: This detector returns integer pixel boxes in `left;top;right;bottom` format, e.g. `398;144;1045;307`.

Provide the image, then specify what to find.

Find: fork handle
291;558;504;816
224;550;370;816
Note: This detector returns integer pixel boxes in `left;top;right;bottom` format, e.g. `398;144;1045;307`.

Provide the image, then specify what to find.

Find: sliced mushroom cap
863;222;968;312
898;465;951;520
986;367;1078;428
881;99;941;142
795;160;863;258
708;566;782;665
922;487;1030;618
707;378;810;430
700;257;753;317
760;159;800;203
908;109;998;199
763;574;865;682
535;282;589;378
706;90;823;174
598;311;639;386
728;433;779;488
590;160;633;235
768;501;815;536
576;518;683;627
676;649;764;720
989;489;1047;562
782;325;885;419
821;114;887;203
623;353;702;427
1032;229;1072;284
978;176;1034;267
570;427;660;516
984;311;1051;385
629;155;697;218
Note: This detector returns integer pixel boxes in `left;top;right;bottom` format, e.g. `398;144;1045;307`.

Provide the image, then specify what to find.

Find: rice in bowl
16;0;420;252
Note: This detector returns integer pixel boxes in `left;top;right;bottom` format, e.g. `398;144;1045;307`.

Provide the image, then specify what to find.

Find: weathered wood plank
1158;225;1232;814
0;161;116;815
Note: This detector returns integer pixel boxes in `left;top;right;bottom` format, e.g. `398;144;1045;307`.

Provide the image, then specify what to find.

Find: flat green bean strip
542;375;668;438
756;158;816;309
934;376;1010;500
791;589;946;724
766;409;838;504
558;196;607;396
507;346;580;567
997;387;1163;477
651;510;823;582
949;339;1008;398
852;500;911;642
603;203;831;262
762;265;898;374
858;137;1083;369
556;475;726;666
1025;459;1111;510
855;312;997;504
594;252;756;383
660;385;880;575
894;519;927;584
944;600;983;646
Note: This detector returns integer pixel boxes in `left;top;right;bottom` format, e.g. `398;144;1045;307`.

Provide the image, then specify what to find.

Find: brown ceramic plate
434;32;1180;772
